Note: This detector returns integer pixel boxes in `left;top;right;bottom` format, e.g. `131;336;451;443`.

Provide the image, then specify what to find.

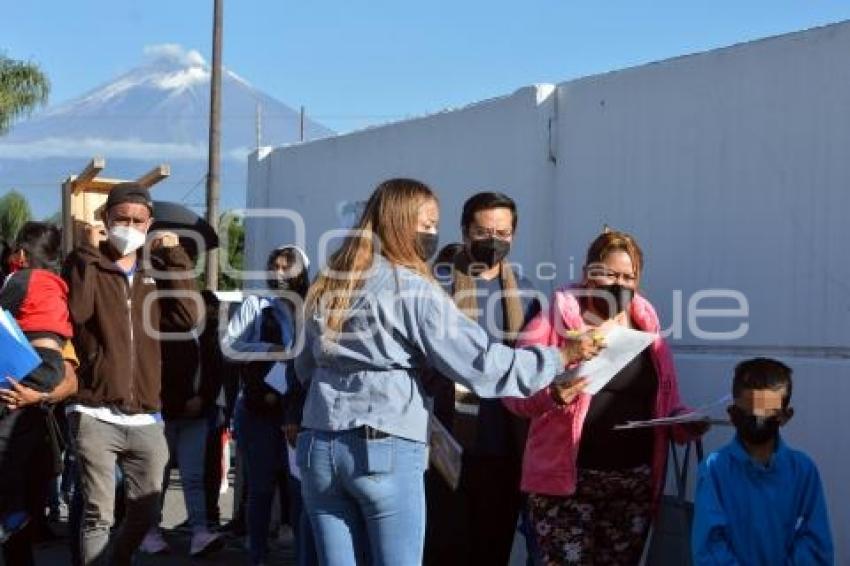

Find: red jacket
503;287;696;508
0;268;72;339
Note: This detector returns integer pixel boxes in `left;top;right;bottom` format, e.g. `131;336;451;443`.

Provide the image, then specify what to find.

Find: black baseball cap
105;182;154;212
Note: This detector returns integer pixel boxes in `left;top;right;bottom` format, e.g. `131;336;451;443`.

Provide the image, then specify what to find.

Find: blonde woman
295;178;602;565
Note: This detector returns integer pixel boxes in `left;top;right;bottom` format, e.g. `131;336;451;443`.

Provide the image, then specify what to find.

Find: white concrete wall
551;23;850;562
245;85;559;290
246;20;850;562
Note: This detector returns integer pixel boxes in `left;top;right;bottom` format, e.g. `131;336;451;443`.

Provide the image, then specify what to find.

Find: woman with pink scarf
504;229;707;565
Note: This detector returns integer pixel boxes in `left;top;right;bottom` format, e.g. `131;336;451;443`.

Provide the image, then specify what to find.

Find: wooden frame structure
60;157;170;254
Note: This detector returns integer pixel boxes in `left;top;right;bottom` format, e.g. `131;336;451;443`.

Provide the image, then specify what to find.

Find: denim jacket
295;255;564;443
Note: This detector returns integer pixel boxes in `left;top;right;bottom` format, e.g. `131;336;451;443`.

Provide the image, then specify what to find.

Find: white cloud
143;44;207;67
140;44;211;92
154;66;209;91
0;137;245;162
227;146;253;161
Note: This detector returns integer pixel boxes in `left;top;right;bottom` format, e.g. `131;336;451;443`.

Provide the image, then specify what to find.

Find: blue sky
4;1;850;133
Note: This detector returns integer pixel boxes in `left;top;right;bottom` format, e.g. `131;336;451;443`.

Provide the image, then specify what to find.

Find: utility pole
205;0;223;290
255;102;262;149
300;105;305;142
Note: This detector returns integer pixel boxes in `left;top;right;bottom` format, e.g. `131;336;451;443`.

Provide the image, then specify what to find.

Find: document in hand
264;362;290;396
0;308;42;386
578;325;656;395
613;394;734;429
613;414;711;429
287;444;301;481
428;414;462;490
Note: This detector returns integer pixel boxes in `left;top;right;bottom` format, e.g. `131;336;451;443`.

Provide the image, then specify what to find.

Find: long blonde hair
306;178;437;335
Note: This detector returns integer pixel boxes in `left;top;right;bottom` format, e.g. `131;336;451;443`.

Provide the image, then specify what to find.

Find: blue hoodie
692;435;833;565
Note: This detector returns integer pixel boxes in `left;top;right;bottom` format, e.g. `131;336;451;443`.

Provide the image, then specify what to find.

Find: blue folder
0;309;42;387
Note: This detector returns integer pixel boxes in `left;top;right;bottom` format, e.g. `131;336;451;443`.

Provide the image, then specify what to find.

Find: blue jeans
234;399;286;565
298;429;428;566
287;471;318;566
161;418;208;529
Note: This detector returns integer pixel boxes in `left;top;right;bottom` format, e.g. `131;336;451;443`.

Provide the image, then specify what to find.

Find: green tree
218;214;244;290
0;54;50;135
195;213;245;290
0;190;33;243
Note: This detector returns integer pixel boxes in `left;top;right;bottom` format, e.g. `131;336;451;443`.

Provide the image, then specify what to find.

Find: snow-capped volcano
0;44;333;216
48;45;213;114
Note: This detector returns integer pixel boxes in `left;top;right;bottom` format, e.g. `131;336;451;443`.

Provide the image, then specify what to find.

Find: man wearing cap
63;183;200;566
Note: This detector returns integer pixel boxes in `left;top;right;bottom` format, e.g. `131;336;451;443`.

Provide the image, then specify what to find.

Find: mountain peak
0;44;333;163
0;43;334;217
122;43;213;95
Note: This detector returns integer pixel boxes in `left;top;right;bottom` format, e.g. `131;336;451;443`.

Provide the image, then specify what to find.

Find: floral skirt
528;465;652;566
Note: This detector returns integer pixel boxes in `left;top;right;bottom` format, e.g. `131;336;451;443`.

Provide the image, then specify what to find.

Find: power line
178;173;208;204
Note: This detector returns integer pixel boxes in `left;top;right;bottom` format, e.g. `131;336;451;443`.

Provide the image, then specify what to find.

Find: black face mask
267;277;290;291
590;283;635;319
468;237;511;267
416;232;439;262
729;406;782;446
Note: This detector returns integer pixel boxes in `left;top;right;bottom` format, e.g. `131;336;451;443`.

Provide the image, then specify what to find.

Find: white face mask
108;225;147;257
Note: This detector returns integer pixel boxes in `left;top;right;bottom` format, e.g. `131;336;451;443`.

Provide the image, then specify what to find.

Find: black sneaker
172;519;192;533
218;518;246;537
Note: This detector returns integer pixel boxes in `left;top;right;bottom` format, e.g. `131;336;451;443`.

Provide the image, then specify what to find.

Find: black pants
0;407;52;566
424;453;523;566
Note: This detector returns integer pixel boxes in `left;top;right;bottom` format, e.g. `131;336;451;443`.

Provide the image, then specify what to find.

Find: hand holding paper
574;325;656;395
558;329;607;367
613;394;733;429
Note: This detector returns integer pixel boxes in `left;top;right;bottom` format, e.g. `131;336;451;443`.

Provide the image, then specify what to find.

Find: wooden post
205;0;223;290
77;157;105;186
59;157;170;254
135;164;171;189
61;178;74;257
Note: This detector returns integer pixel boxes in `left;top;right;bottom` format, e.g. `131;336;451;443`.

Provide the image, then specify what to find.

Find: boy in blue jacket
692;358;833;565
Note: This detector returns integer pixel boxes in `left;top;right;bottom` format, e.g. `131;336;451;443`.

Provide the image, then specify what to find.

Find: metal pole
205;0;223;290
300;105;305;142
256;102;262;149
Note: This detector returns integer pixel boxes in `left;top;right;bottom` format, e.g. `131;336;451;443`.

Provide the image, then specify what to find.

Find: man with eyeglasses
424;191;542;566
63;183;200;565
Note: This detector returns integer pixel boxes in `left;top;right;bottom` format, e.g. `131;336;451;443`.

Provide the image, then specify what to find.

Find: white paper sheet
613;415;732;429
428;414;462;490
613;394;734;429
287;445;301;481
577;325;656;395
263;362;289;395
